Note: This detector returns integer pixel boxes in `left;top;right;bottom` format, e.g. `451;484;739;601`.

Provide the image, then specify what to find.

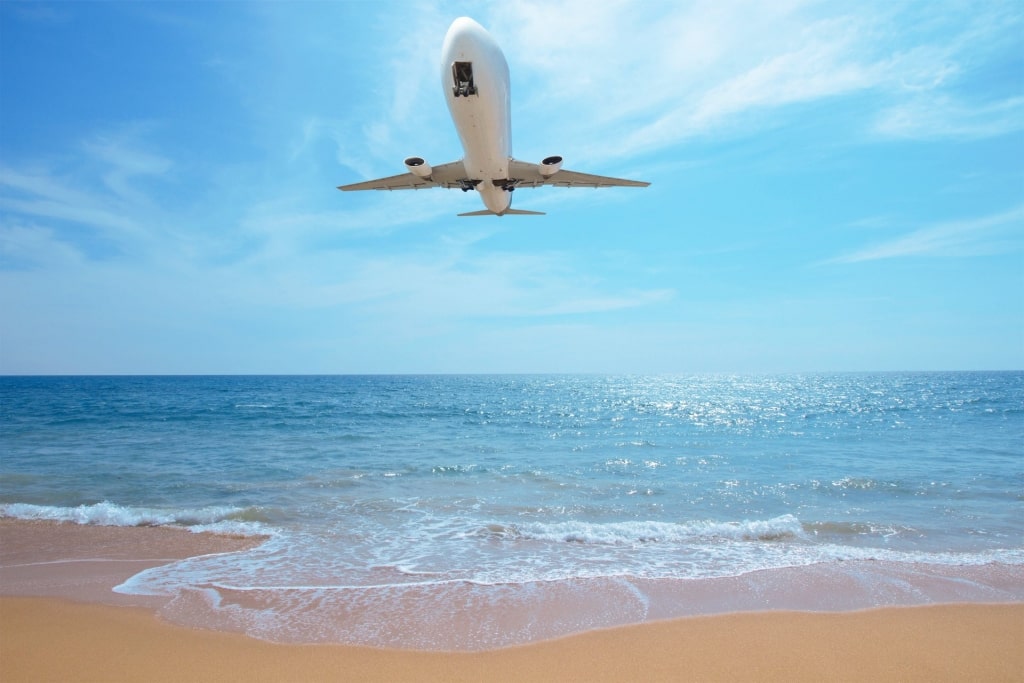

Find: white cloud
828;205;1024;263
82;128;173;201
0;220;84;270
873;95;1024;140
0;165;141;236
0;124;177;252
224;234;674;326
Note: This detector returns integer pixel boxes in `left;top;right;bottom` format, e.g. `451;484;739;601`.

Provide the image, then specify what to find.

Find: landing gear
452;62;477;97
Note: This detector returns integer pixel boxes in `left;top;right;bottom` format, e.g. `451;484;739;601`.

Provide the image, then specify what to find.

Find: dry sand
1;519;1021;682
2;598;1022;682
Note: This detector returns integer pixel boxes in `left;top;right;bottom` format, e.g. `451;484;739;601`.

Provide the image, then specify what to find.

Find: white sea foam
510;515;806;545
0;501;268;536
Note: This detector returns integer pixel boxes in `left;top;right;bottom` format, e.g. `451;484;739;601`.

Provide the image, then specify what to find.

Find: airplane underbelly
441;17;513;213
442;29;511;179
478;184;510;213
452;100;508;179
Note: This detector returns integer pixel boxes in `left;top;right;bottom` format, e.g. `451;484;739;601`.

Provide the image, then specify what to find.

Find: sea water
2;374;1022;648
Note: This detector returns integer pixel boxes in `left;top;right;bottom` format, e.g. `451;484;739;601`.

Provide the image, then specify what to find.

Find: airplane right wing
507;159;650;189
337;161;468;192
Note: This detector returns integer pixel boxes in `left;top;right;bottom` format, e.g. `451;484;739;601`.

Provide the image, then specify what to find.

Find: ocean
2;373;1022;649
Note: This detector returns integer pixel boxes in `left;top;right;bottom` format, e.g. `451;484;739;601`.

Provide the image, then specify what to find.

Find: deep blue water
2;373;1022;647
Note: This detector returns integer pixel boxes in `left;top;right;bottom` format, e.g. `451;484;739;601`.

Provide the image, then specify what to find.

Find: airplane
337;16;649;216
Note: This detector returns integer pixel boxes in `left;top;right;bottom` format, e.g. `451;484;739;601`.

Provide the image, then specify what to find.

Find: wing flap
507;159;649;189
337;173;431;191
338;161;467;192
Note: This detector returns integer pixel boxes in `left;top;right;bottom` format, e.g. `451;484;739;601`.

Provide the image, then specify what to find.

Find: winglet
458;208;546;217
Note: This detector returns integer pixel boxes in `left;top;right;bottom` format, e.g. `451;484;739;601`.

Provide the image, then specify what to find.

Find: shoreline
0;518;266;608
2;519;1023;680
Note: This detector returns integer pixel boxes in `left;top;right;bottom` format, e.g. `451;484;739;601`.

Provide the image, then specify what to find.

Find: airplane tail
458;208;546;216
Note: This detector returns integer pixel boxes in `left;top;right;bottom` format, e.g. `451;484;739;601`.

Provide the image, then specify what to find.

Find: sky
1;0;1022;374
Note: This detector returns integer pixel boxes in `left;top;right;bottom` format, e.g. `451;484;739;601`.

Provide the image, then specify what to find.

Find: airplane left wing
507;159;650;189
338;161;468;192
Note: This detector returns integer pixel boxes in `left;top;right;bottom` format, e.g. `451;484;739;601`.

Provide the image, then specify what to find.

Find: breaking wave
0;501;269;536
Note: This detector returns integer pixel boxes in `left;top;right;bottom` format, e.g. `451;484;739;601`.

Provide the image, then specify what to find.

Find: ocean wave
496;514;805;546
804;520;916;538
0;501;269;536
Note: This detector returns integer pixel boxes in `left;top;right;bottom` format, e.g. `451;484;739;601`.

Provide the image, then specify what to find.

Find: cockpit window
452;62;477;97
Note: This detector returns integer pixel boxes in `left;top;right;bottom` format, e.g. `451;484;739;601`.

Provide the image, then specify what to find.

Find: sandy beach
3;597;1022;682
2;520;1022;682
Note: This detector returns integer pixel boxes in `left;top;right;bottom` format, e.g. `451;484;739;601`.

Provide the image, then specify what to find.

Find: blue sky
1;1;1021;374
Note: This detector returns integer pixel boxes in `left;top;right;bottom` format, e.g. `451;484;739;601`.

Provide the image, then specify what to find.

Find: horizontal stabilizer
458;208;546;217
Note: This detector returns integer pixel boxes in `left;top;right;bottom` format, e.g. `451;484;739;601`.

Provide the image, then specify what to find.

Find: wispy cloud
228;234;674;324
826;205;1024;264
83;128;173;203
0;220;85;270
476;1;1023;160
0;129;177;264
873;95;1024;140
0;165;139;235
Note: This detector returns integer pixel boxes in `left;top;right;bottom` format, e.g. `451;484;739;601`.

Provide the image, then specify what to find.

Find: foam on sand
0;519;266;607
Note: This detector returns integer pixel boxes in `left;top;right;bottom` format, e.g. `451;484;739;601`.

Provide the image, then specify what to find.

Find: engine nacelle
539;155;563;177
404;156;432;178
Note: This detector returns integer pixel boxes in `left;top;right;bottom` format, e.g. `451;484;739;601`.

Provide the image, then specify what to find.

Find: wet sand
1;520;1022;681
0;518;264;607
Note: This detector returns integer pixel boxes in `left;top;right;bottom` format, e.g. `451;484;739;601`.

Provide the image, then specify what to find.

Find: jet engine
539;156;563;177
404;157;432;178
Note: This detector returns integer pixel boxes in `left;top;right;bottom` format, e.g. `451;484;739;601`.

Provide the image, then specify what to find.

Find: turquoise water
2;373;1022;647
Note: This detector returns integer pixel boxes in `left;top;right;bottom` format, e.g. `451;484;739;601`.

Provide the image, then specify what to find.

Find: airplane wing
507;159;650;189
337;161;468;191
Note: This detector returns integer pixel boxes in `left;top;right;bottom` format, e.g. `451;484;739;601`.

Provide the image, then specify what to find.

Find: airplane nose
448;17;485;38
443;17;490;61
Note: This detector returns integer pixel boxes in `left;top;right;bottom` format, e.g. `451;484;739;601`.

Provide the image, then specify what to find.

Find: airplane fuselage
441;17;513;214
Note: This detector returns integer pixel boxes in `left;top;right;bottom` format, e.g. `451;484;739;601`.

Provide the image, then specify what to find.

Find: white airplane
338;17;649;216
